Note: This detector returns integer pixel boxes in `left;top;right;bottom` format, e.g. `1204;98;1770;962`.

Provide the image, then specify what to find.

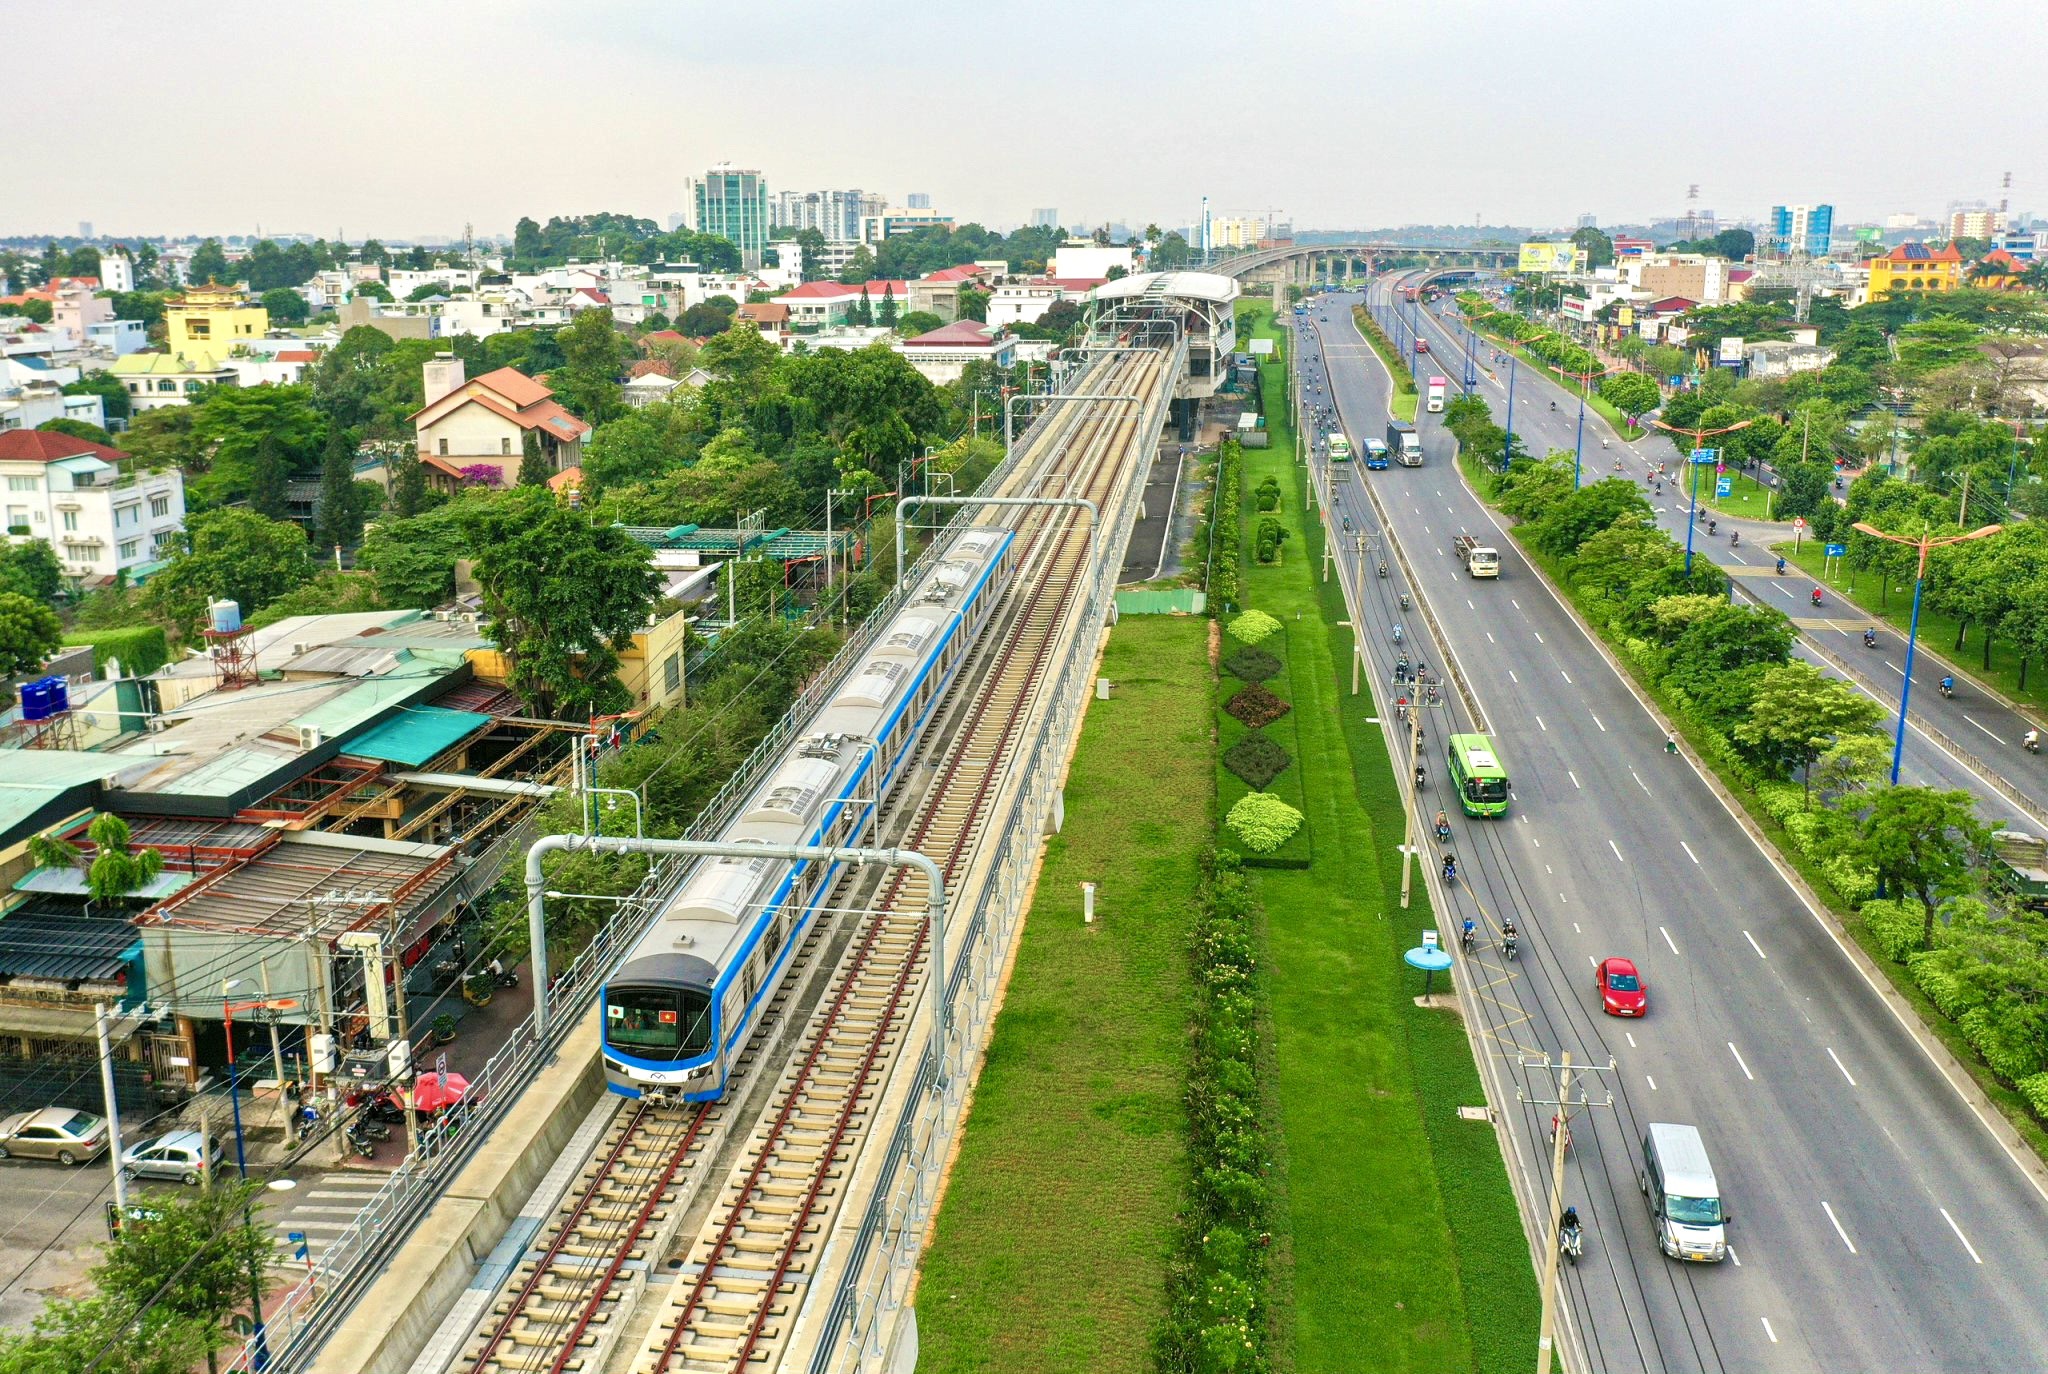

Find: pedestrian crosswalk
263;1168;391;1272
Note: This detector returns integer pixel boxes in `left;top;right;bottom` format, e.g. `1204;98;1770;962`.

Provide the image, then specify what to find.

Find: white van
1639;1123;1729;1262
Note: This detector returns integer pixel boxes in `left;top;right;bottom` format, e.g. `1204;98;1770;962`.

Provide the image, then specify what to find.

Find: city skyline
2;0;2039;240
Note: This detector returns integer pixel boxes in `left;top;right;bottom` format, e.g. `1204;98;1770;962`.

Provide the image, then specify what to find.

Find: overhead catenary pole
895;495;1100;597
1517;1052;1617;1374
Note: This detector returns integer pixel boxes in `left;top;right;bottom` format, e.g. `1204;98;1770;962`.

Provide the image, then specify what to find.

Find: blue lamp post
1852;522;2003;784
1653;417;1755;574
1502;356;1518;471
223;982;295;1372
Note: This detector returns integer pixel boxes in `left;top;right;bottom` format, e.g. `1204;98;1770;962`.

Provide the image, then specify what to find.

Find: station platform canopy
619;524;853;561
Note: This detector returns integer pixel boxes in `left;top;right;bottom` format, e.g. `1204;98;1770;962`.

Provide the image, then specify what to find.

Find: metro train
599;526;1020;1103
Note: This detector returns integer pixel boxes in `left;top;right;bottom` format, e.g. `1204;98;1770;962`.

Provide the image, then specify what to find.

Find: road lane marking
1509;670;1519;683
1761;1317;1776;1343
1661;926;1679;955
1467;598;1475;610
1488;631;1496;643
1512;599;1521;609
1561;670;1571;684
1827;1047;1857;1086
1743;930;1766;959
1609;839;1625;863
1646;1075;1658;1091
1631;768;1650;794
1559;892;1568;904
1822;1200;1858;1253
1567;770;1581;789
1589;710;1605;732
1680;841;1700;865
1729;1246;1741;1266
1941;1208;1984;1264
1965;714;2003;744
1535;715;1547;731
1534;632;1544;643
1625;1032;1636;1048
1728;1042;1755;1081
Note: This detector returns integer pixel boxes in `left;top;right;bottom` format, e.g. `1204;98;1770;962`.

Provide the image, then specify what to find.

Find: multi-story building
0;429;186;583
1994;229;2041;264
1767;204;1834;257
860;207;952;244
99;247;135;295
1949;208;2005;241
108;351;239;410
1627;253;1729;305
1031;208;1060;231
163;285;267;357
410;356;588;485
1865;240;1963;301
769;190;870;242
689;163;770;267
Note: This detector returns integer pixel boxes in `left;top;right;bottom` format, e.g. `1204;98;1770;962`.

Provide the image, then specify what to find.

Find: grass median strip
915;615;1213;1374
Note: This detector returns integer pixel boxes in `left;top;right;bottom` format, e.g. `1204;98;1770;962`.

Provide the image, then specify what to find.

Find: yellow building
461;601;690;714
163;285;268;355
1865;241;1963;301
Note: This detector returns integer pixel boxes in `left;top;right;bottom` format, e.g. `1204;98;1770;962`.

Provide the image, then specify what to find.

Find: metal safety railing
811;338;1181;1373
224;351;1149;1374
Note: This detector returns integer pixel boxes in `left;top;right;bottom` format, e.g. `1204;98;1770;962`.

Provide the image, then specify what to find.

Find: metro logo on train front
599;525;1019;1104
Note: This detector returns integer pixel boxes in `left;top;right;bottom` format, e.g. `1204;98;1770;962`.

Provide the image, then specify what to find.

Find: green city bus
1447;733;1510;817
1328;433;1353;462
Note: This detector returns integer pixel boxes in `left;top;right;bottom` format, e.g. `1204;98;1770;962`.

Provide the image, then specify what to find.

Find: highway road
1288;287;2048;1373
1375;281;2048;833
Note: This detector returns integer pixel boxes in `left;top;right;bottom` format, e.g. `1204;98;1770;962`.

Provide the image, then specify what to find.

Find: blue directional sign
289;1230;308;1262
1689;448;1718;464
1715;477;1733;498
1825;543;1847;557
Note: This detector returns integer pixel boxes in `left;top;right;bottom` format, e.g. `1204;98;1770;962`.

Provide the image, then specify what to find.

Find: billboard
1518;242;1581;275
1717;336;1745;364
1561;296;1595;321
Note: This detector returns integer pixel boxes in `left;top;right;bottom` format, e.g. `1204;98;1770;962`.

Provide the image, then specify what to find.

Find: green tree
1809;735;1894;805
876;283;898;326
259;286;309;325
0;1292;211;1374
957;286;991;322
351;280;393;303
405;282;447;303
35;417;115;446
837;245;876;284
1859;787;1989;947
0;540;63;600
793;227;830;281
895;310;943;337
1527;477;1653;558
0;592;62;676
91;1177;275;1374
461;488;662;717
187;384;326;510
357;498;477;606
388;448;429;517
1731;660;1886;796
63;371;131;421
1570;226;1615;269
1896;317;1984;375
549;307;630;424
582;403;688;490
313;424;365;550
1599;372;1661;417
518;429;551;486
37;813;168;905
186;238;230;285
145;508;313;634
853;285;874;326
1662;603;1795;727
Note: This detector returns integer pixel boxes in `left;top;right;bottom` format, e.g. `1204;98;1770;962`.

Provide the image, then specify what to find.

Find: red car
1596;957;1646;1016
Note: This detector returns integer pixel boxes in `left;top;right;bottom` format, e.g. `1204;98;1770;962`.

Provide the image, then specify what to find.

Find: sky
5;0;2041;241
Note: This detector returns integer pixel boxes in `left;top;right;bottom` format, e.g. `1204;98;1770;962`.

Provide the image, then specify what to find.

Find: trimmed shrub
2021;1073;2048;1122
1223;683;1292;730
1227;610;1281;645
1207;441;1244;607
1221;645;1281;684
1225;792;1303;853
1863;898;1926;963
1254;476;1280;513
1223;731;1292;789
62;626;168;678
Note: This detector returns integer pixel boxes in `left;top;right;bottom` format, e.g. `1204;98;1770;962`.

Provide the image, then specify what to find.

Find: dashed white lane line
1828;1047;1857;1087
1728;1042;1756;1081
1509;669;1519;683
1660;926;1680;955
1646;1075;1658;1091
1822;1200;1858;1253
1589;710;1605;732
1487;631;1496;643
1534;632;1544;644
1965;714;2003;744
1630;768;1650;794
1560;669;1572;684
1512;599;1521;609
1609;839;1625;863
1941;1208;1984;1264
1680;841;1700;865
1567;770;1581;789
1728;1246;1741;1266
1743;930;1766;959
1467;598;1475;610
1761;1317;1777;1343
1625;1032;1636;1048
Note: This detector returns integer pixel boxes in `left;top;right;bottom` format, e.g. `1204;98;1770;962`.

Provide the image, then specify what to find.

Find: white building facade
0;430;186;582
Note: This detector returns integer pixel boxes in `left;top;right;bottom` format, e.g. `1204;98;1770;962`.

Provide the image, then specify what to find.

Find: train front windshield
606;985;714;1060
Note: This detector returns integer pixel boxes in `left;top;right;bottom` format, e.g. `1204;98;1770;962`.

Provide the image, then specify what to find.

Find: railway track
444;349;1163;1374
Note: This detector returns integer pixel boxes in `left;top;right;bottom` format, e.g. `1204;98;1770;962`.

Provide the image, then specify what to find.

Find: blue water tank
19;676;58;722
208;599;243;634
46;678;69;714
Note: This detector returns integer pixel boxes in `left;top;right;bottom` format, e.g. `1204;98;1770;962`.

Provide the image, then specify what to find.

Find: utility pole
1396;664;1443;909
95;1002;130;1213
1519;1052;1617;1374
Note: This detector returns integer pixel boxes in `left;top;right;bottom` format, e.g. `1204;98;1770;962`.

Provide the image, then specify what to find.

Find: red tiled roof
1046;277;1108;292
547;465;584;492
1727;269;1754;283
1645;296;1698;313
777;280;913;300
0;430;128;464
626;359;675;379
470;366;553;408
275;350;318;363
921;265;983;283
902;321;1002;348
737;303;789;323
642;330;687;345
1882;240;1962;264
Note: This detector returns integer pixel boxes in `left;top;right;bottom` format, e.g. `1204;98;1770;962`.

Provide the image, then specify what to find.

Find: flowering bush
458;463;505;488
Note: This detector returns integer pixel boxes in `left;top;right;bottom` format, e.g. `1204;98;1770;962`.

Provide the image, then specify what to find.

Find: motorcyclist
1501;919;1518;956
2026;728;2040;753
1864;628;1877;647
1730;530;1739;547
1560;1205;1581;1240
1414;762;1427;787
1941;675;1955;697
1435;808;1450;834
1707;517;1717;535
1776;557;1787;575
1811;587;1823;607
1461;916;1477;950
1442;854;1457;881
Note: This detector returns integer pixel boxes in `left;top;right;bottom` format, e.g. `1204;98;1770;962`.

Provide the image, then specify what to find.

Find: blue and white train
599;526;1019;1103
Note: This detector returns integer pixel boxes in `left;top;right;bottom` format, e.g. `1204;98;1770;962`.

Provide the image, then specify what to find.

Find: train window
763;910;784;966
605;986;713;1059
742;963;758;1008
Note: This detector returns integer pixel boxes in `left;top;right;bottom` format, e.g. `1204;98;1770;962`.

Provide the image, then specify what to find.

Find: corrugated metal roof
343;706;493;768
143;833;456;939
0;908;139;982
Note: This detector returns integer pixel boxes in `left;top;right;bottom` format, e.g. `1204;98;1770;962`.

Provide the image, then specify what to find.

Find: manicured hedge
1208;440;1245;608
1221;645;1281;684
1222;731;1292;789
62;626;169;678
1224;792;1303;853
1222;683;1291;730
1228;610;1280;645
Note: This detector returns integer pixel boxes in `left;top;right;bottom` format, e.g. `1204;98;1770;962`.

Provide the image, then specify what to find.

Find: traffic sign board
1825;543;1847;557
1689;448;1718;464
1715;477;1733;498
1793;517;1807;530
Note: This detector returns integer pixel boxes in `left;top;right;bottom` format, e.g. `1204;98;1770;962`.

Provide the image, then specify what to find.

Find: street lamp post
1852;521;2003;784
222;981;296;1374
1560;363;1605;489
1502;356;1518;471
1653;417;1756;574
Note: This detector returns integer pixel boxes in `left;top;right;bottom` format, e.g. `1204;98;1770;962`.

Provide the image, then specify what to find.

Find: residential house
85;320;149;355
1865;241;1962;301
108;351;238;410
1969;249;2027;290
895;321;1017;384
986;275;1103;328
410;356;589;486
772;280;915;328
50;282;113;343
623;360;682;408
0;380;106;433
1050;241;1136;280
0;429;186;583
1629;254;1729;306
163;285;268;356
734;302;789;345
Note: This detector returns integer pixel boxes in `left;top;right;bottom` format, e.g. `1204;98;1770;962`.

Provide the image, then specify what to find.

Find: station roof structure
1087;270;1240;305
620;524;852;560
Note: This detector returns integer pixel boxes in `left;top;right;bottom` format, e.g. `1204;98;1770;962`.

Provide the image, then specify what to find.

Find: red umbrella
413;1071;469;1113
